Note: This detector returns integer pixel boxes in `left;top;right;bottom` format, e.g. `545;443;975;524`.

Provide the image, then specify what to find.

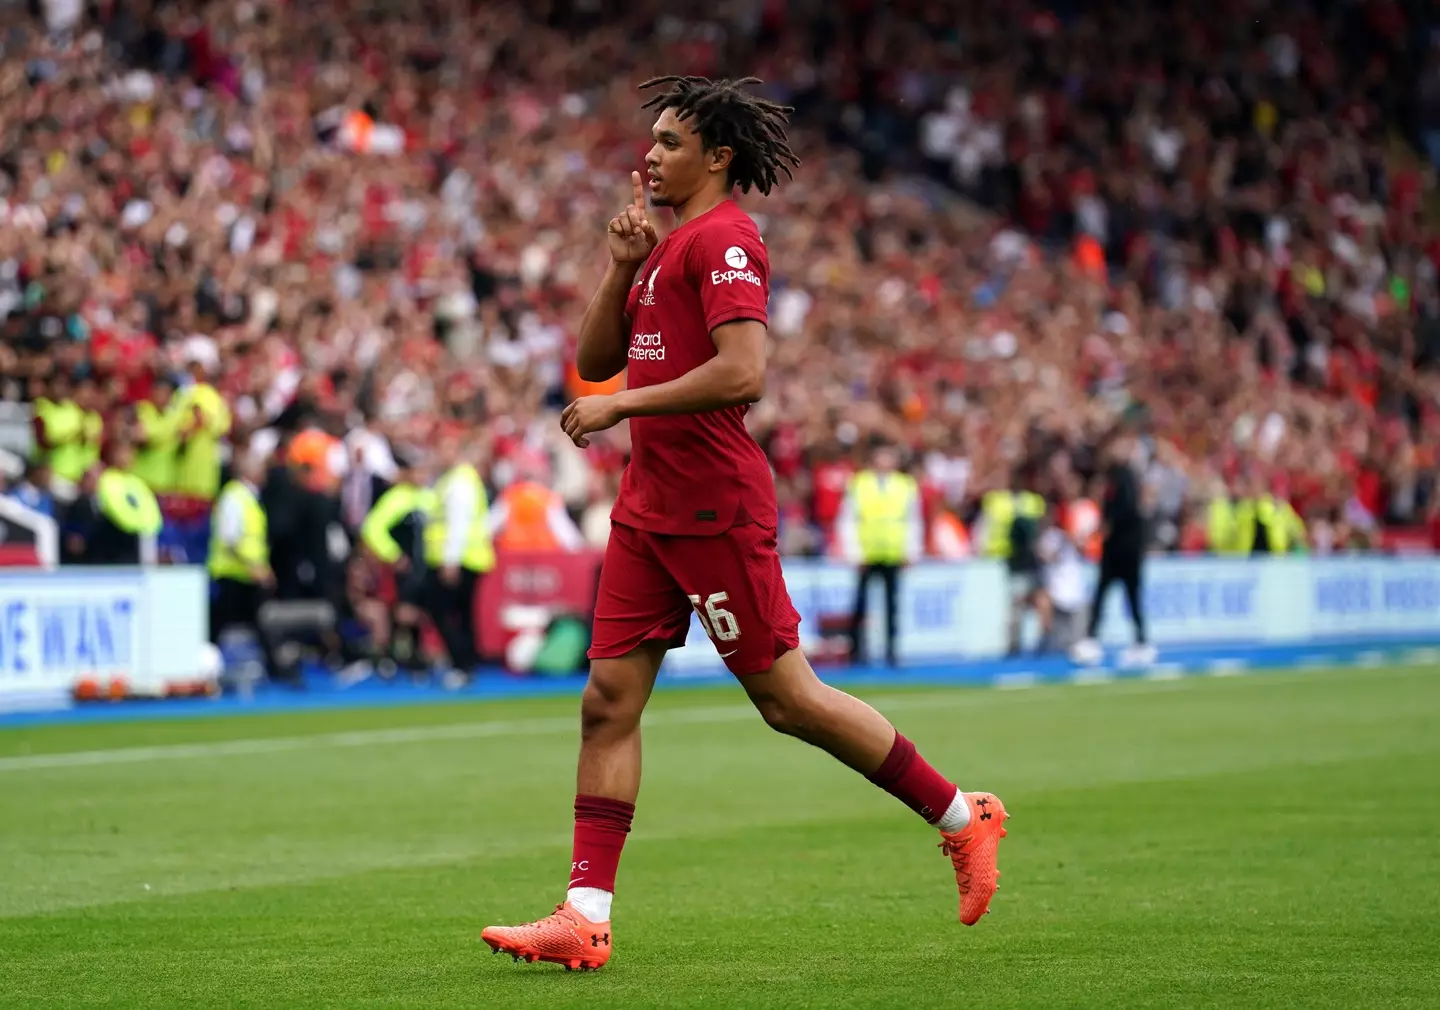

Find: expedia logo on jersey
630;331;665;361
711;245;762;288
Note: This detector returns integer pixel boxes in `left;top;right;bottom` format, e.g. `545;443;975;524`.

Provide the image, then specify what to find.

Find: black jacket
1101;463;1146;553
262;465;342;601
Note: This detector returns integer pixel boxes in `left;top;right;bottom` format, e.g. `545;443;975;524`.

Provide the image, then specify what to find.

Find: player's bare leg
740;648;896;770
573;641;665;802
739;649;1009;925
481;642;664;969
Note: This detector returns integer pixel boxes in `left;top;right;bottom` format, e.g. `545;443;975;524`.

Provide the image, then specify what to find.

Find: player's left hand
561;395;625;448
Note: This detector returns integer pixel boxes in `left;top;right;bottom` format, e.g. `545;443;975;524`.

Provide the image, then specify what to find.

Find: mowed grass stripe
0;690;993;772
0;663;1431;771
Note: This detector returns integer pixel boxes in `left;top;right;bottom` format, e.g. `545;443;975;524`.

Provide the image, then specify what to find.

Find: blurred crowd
4;0;1440;575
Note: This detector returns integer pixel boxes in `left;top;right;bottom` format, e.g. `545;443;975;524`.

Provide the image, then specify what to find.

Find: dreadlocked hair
639;76;800;196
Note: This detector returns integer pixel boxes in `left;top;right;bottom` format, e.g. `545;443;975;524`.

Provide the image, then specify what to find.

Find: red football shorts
588;520;802;676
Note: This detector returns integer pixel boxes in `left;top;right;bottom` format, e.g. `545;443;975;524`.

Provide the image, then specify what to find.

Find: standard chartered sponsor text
630;332;665;360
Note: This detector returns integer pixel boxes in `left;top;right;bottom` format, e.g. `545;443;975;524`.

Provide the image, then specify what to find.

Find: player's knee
580;669;646;739
751;688;821;740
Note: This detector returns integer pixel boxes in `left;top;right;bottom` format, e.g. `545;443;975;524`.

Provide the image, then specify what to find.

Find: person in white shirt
1037;522;1087;654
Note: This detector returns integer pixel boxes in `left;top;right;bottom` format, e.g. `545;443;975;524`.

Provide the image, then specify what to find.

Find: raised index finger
631;170;645;210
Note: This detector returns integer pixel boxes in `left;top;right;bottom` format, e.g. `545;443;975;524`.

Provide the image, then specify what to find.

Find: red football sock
866;733;957;824
569;794;635;894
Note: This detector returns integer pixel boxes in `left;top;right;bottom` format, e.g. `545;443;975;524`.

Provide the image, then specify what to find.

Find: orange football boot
481;902;612;971
939;791;1009;925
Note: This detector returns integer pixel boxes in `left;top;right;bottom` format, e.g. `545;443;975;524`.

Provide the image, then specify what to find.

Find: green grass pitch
1;664;1437;1008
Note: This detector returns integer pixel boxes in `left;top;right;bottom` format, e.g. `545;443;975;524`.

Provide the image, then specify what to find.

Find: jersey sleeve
687;215;769;332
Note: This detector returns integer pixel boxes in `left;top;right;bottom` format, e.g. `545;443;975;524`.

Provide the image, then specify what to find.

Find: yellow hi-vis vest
33;397;72;472
423;464;495;573
1207;498;1242;555
208;480;268;582
981;490;1045;559
96;468;163;535
362;483;434;564
175;383;231;501
1238;495;1303;555
851;470;918;565
77;410;103;475
35;398;91;482
133;399;181;493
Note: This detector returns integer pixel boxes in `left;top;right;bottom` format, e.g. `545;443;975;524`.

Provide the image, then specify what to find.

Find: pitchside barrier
0;567;208;712
3;556;1437;712
659;555;1440;677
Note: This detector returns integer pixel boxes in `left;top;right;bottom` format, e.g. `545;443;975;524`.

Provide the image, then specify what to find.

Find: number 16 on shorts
689;592;740;644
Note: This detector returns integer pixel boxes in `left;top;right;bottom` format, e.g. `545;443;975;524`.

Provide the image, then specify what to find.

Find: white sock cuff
567;886;613;923
935;788;971;834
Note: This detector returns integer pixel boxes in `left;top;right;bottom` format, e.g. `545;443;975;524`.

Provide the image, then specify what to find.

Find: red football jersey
611;200;776;537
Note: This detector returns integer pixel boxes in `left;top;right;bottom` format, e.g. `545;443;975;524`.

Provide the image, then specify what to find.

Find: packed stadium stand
3;0;1440;594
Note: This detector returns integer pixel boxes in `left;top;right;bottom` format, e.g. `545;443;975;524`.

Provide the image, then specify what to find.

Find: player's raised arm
575;172;658;382
603;201;772;419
